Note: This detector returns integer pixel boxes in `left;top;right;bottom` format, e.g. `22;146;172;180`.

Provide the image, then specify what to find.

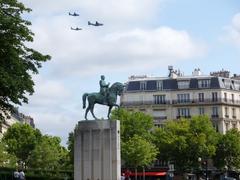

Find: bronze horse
82;82;124;120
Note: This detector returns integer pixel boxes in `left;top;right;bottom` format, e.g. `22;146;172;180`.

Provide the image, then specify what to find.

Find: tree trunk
135;167;137;180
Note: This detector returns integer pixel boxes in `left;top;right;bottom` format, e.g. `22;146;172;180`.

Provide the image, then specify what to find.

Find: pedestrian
19;169;25;180
13;169;19;180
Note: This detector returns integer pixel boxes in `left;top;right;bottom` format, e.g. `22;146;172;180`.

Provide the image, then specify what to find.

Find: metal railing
121;98;240;106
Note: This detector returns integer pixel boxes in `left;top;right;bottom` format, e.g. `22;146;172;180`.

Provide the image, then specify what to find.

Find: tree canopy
28;135;69;170
154;116;218;171
2;123;42;164
111;108;158;169
111;108;154;142
122;135;158;168
0;0;51;118
213;129;240;170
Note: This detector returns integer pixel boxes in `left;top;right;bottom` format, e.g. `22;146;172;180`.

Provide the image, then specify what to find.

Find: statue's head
101;75;105;80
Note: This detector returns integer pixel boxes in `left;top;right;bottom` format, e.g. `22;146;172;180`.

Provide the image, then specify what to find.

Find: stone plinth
74;120;121;180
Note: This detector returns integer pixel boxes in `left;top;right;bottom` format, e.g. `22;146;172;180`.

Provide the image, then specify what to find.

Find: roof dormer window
177;81;189;89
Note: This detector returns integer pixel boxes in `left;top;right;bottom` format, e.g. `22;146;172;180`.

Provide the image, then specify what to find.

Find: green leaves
111;108;158;168
0;0;51;115
122;135;158;168
154;116;218;171
2;123;71;170
213;129;240;170
28;135;69;170
2;123;42;164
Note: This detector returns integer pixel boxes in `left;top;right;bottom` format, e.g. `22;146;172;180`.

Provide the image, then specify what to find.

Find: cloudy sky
19;0;240;145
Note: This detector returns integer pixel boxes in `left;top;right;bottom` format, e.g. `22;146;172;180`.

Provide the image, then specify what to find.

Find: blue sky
19;0;240;145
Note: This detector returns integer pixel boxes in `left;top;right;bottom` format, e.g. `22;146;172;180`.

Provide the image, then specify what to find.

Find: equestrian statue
82;75;124;120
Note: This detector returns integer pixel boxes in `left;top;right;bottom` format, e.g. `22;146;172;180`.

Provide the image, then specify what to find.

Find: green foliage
111;108;154;142
111;108;158;168
28;135;70;170
122;135;158;168
154;115;218;171
0;0;51;118
2;123;42;164
0;140;17;167
213;129;240;170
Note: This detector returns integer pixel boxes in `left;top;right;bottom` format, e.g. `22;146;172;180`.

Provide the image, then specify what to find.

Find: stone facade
121;68;240;134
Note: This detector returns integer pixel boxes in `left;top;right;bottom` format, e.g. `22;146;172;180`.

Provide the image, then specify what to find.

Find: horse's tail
82;93;88;109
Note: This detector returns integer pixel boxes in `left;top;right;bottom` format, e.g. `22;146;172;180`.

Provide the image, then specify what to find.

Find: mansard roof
126;76;240;92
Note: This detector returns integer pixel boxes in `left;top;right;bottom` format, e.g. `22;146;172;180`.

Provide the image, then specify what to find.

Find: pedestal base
74;120;121;180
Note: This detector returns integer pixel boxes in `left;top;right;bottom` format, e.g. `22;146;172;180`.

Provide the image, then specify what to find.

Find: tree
28;135;69;170
154;116;218;172
213;129;240;170
0;0;51;119
0;140;17;167
111;108;154;142
2;123;42;165
122;135;158;179
111;108;158;175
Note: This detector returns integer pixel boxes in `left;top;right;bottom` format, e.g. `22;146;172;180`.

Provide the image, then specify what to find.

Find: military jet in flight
69;12;79;16
88;21;104;26
71;27;82;31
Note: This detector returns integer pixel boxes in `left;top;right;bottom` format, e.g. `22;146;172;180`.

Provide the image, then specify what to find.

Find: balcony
211;114;219;118
121;98;240;107
176;115;191;119
154;116;167;120
121;100;171;106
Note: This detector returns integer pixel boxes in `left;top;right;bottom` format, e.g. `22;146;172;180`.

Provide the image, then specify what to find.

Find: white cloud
222;13;240;46
27;75;71;106
29;15;206;77
18;0;207;145
22;0;163;24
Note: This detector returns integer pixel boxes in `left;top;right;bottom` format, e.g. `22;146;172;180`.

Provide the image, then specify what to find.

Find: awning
129;172;167;176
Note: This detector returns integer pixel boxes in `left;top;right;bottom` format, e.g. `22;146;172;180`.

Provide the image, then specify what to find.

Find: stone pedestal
74;120;121;180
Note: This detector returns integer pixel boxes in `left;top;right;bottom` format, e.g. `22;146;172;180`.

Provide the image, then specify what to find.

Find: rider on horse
99;75;110;104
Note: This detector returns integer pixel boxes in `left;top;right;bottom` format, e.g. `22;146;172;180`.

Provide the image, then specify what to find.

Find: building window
198;93;204;102
177;94;190;103
154;95;166;104
198;79;210;88
232;123;237;129
224;92;227;102
177;81;190;89
177;108;190;118
156;81;163;90
212;92;218;102
225;107;229;118
231;94;235;103
199;107;204;115
212;106;218;117
212;123;219;132
225;122;229;131
140;81;146;90
232;108;236;119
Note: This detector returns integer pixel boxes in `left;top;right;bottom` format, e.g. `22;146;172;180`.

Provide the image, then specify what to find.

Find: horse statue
82;82;124;120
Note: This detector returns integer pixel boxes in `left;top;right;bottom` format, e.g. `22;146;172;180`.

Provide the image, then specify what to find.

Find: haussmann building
120;66;240;134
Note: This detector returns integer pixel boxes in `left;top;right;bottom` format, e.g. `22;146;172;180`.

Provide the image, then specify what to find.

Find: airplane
88;21;104;26
69;12;79;16
71;27;82;31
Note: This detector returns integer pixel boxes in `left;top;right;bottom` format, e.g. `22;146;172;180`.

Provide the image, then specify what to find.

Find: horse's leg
108;106;113;119
90;104;99;120
85;106;90;120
